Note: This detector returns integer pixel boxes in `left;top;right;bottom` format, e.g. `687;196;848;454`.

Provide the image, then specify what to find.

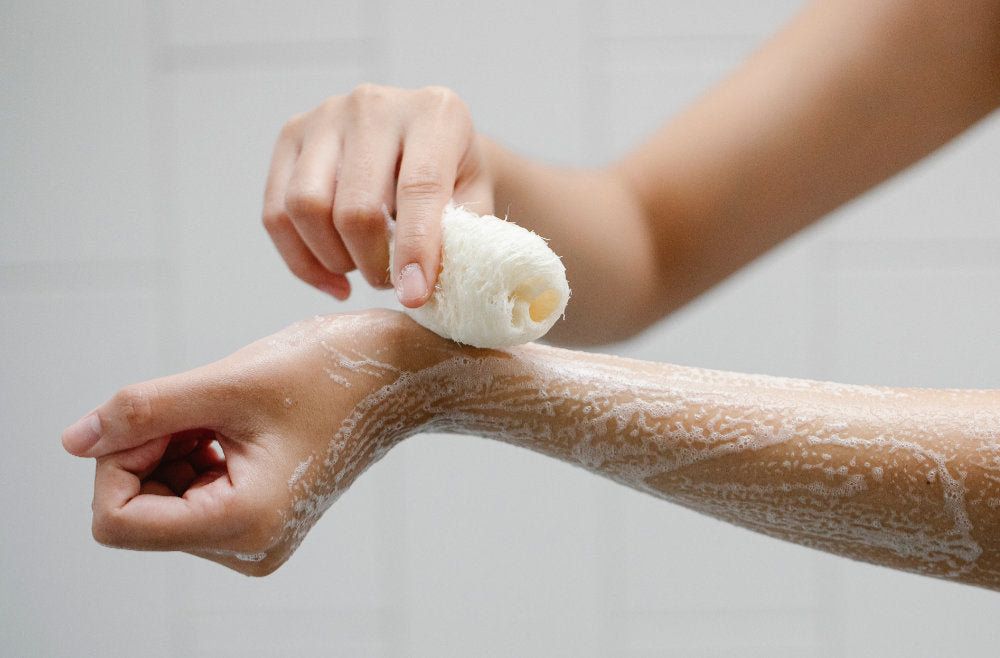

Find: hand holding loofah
390;204;570;348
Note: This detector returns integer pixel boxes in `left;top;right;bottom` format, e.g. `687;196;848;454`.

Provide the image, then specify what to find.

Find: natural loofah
390;203;570;348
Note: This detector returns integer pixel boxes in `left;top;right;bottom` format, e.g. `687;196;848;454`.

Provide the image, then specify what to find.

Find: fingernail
396;263;428;306
63;413;102;455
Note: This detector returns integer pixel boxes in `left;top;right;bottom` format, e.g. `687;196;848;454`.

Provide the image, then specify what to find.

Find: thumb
62;370;225;458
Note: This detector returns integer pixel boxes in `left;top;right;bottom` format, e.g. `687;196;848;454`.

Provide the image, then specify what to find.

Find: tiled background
4;1;999;655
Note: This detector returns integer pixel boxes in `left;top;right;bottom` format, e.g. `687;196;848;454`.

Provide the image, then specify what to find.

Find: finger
140;480;175;497
92;440;284;554
149;459;198;496
393;88;477;308
92;452;241;551
188;437;226;472
146;439;225;496
267;218;352;300
161;431;202;461
452;137;495;216
263;115;351;299
332;130;399;289
63;370;223;459
392;164;453;304
284;130;356;275
263;114;302;212
159;428;223;461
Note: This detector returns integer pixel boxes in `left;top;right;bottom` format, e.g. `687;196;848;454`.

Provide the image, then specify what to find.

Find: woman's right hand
262;84;494;308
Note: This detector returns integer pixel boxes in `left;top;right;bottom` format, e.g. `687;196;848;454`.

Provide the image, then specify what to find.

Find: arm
265;2;999;344
65;311;1000;588
433;338;1000;589
484;0;1000;344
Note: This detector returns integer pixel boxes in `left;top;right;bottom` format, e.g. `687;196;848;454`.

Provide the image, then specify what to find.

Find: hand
262;84;494;307
61;310;446;575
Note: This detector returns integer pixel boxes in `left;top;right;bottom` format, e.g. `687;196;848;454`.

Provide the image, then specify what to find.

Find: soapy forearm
387;339;1000;589
270;315;1000;587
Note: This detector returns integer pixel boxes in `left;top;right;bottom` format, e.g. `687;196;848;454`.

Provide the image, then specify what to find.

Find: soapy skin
64;310;1000;587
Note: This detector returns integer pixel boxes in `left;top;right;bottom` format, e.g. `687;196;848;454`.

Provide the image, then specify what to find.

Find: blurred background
3;1;1000;655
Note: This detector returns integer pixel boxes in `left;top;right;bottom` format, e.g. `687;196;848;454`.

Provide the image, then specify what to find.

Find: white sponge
391;203;569;348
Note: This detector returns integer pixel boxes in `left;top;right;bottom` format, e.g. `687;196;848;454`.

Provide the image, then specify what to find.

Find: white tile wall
166;66;376;363
162;0;370;47
0;284;171;656
4;0;999;655
1;1;155;262
593;0;802;38
397;435;604;656
380;0;591;165
822;239;1000;388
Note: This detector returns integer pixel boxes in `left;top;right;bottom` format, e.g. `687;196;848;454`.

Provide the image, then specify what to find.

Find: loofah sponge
390;203;570;349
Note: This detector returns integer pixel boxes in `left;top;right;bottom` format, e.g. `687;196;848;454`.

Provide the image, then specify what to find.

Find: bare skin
65;0;1000;584
263;85;493;305
488;0;1000;343
62;310;1000;588
264;0;999;343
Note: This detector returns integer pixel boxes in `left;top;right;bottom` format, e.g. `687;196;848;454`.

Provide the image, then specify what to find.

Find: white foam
269;329;998;584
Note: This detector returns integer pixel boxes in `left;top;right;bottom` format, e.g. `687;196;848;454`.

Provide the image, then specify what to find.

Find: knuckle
333;196;385;236
261;204;290;233
420;86;469;121
397;169;447;200
395;225;433;249
112;384;157;432
278;112;306;140
348;82;387;109
315;94;345;115
420;85;459;108
284;185;331;223
91;508;127;548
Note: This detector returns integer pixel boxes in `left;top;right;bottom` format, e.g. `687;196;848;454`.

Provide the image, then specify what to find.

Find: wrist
369;310;475;440
383;312;511;439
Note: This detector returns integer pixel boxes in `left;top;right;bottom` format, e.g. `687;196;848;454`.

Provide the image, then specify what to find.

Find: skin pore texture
258;312;1000;588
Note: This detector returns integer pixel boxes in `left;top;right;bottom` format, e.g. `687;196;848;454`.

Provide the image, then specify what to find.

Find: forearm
483;0;1000;345
617;0;1000;305
79;310;998;582
481;137;659;345
389;330;1000;589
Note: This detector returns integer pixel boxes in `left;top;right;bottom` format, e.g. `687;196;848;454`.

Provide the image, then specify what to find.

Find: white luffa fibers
391;203;570;348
